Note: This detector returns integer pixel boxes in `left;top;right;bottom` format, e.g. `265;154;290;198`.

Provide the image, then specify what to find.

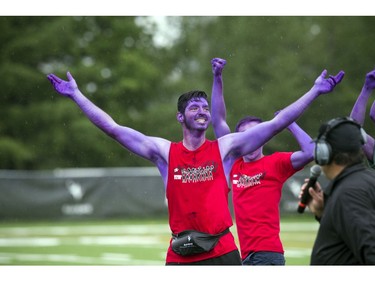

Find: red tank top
165;140;237;263
230;152;298;260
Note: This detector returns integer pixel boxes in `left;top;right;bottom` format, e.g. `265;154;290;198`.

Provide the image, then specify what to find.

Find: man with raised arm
47;60;343;265
211;57;326;265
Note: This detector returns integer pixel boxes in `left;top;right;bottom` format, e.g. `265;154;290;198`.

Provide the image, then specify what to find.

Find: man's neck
322;163;346;180
182;132;206;151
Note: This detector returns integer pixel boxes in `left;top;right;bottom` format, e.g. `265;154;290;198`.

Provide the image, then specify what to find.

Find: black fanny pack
171;228;229;256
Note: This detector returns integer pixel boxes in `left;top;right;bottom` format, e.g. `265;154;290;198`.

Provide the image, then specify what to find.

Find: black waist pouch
171;228;229;256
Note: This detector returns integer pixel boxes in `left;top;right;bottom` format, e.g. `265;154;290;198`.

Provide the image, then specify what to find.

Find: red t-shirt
165;140;238;263
230;152;299;260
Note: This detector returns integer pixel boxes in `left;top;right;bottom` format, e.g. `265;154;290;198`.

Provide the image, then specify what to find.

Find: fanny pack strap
213;228;229;237
172;228;229;238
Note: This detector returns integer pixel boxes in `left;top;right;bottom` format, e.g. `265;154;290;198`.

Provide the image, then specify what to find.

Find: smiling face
180;97;211;131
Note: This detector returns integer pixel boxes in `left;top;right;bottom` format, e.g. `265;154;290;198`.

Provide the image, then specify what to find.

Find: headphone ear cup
360;128;367;144
315;140;332;165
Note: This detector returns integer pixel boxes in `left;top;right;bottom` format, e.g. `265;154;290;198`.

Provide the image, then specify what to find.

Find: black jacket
311;162;375;265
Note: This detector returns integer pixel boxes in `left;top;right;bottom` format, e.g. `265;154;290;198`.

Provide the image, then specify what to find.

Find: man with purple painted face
47;60;343;265
350;68;375;166
211;57;344;265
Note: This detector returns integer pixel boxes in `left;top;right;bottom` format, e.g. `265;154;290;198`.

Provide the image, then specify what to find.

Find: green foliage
0;137;34;169
2;16;375;169
0;16;174;169
170;16;375;153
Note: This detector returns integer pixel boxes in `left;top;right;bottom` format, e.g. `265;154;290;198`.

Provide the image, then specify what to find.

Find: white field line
0;237;60;247
0;252;163;265
284;248;312;258
0;224;170;237
0;235;167;247
78;236;162;245
0;222;316;237
280;222;319;232
0;222;317;249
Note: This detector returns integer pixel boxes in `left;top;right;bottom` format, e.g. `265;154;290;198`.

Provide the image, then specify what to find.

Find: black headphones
314;117;367;165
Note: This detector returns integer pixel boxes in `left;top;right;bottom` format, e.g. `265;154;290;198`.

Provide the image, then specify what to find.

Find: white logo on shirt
233;172;264;188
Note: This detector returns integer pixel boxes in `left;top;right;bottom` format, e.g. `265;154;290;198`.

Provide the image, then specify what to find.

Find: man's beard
184;117;208;131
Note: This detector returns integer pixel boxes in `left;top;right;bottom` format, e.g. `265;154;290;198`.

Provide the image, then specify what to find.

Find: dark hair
235;116;263;132
331;149;365;166
177;90;208;113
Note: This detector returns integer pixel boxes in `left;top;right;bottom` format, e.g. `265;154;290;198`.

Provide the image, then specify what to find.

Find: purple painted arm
46;72;170;184
350;69;375;125
219;69;345;175
287;122;314;170
351;69;375;161
211;58;231;138
365;69;375;122
273;109;314;169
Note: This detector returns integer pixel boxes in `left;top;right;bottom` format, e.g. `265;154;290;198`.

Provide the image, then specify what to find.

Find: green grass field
0;215;318;265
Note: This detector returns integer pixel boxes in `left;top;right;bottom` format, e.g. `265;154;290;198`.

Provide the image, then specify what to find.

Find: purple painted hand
211;57;227;76
314;69;345;94
47;72;78;98
364;69;375;90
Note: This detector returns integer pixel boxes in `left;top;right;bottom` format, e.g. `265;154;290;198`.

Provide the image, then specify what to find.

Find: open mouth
196;118;206;124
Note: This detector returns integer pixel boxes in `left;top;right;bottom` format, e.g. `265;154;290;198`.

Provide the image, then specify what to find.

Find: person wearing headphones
301;117;375;265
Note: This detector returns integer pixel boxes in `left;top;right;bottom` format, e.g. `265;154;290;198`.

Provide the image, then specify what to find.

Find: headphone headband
314;116;366;165
318;117;362;140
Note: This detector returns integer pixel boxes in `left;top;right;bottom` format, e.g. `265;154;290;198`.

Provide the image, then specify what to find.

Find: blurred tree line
1;16;375;170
